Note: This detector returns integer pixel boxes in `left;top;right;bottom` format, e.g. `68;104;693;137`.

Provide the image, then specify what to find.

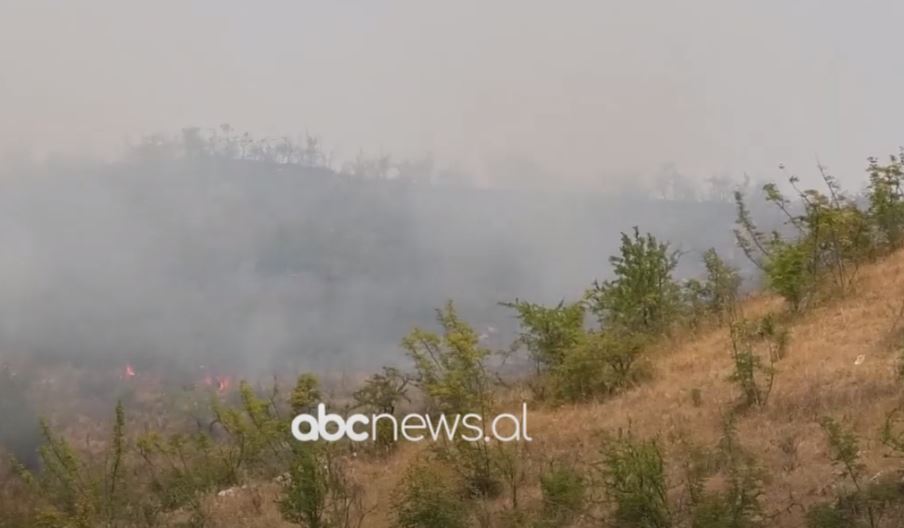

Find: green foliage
600;431;672;528
537;461;585;526
352;367;410;452
136;430;234;512
504;298;587;373
804;417;904;528
352;367;409;415
279;444;364;528
403;301;501;498
12;403;136;528
210;381;289;479
867;153;904;250
391;462;470;528
764;241;813;311
588;227;682;335
685;417;765;528
728;316;787;409
292;373;322;414
551;329;649;402
135;381;289;515
735;168;872;310
683;248;741;327
403;301;493;416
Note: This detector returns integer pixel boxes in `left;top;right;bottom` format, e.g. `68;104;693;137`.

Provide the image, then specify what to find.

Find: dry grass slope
203;249;904;527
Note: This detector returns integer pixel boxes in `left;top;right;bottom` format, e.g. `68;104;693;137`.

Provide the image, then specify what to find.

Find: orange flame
122;364;136;380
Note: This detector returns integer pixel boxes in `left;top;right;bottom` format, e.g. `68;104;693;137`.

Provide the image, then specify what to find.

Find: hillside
4;153;904;527
188;248;904;527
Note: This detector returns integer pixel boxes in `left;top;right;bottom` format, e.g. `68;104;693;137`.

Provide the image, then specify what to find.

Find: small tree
688;248;741;324
503;298;587;374
403;301;492;416
352;367;409;415
867;153;904;250
402;301;499;497
291;373;322;414
734;168;871;310
728;316;787;409
352;367;410;452
588;227;682;335
279;444;365;528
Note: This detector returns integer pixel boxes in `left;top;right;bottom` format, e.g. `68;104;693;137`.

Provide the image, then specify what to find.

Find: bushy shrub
13;402;136;528
804;417;904;528
537;461;586;526
684;248;742;326
352;367;410;452
136;430;235;512
763;241;813;311
504;298;587;375
734;168;872;310
279;444;365;528
600;431;672;528
552;329;649;402
210;381;290;479
867;153;904;250
391;462;470;528
291;373;322;414
587;227;682;335
685;417;765;528
728;315;787;409
403;301;493;416
403;301;501;497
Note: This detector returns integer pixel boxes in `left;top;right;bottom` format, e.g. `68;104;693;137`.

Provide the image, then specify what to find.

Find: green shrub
403;301;502;498
403;301;493;416
352;367;410;452
804;417;904;528
13;402;135;528
279;444;365;528
587;227;682;335
538;462;585;526
291;373;322;414
392;462;469;528
551;329;649;402
686;417;765;528
136;431;234;511
867;153;904;250
684;248;742;326
734;169;872;310
504;298;587;375
728;316;787;409
764;241;813;311
600;431;672;528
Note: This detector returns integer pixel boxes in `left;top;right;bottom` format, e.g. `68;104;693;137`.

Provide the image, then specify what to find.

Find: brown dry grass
202;251;904;527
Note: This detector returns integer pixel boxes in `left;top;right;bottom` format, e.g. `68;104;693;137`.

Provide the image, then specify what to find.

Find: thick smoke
0;135;743;378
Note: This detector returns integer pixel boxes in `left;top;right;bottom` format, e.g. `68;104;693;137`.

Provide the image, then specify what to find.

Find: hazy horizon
3;1;903;188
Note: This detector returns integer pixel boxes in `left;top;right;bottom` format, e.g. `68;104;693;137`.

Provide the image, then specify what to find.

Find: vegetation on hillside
3;150;904;527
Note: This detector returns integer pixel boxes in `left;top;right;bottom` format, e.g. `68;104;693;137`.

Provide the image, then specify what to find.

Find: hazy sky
2;0;903;186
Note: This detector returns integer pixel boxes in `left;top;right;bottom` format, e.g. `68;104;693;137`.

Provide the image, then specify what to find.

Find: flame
122;364;136;380
217;376;232;393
